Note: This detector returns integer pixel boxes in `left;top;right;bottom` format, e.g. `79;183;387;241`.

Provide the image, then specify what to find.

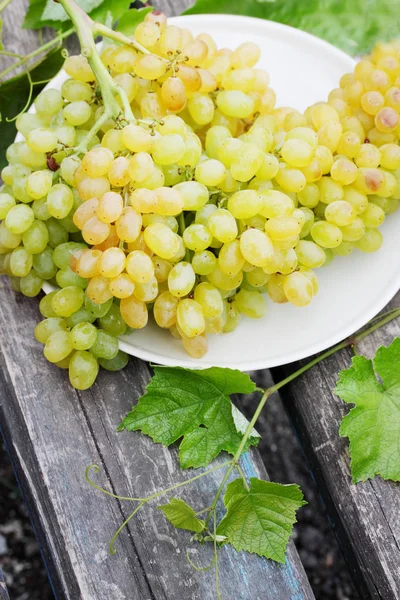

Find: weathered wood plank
272;291;400;600
0;569;10;600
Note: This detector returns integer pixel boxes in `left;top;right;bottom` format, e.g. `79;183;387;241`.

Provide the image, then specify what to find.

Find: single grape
69;351;99;390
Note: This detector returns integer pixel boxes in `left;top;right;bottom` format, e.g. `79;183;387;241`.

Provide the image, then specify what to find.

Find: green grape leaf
158;498;205;533
119;366;258;469
336;338;400;483
41;0;104;24
185;0;400;56
216;478;306;563
115;6;153;36
90;0;139;26
0;48;64;170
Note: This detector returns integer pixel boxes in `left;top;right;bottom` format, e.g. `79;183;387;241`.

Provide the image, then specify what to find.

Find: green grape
0;193;16;219
98;351;129;372
10;247;33;277
311;221;343;248
63;101;92;126
34;318;67;344
283;271;314;306
52;286;85;317
168;262;196;297
177;298;205;338
65;307;96;328
85;296;113;318
223;301;241;333
22;221;49;254
240;228;274;267
27;128;58;153
234;289;266;318
90;330;119;360
174;181;209;211
46;218;69;248
208;209;238;244
56;266;88;289
69;351;99;390
182;224;212;252
216;90;254;118
355;228;383;252
195;159;226;186
35;88;63;116
32;246;58;280
53;242;87;270
5;204;35;234
228;190;262;219
62;79;93;102
332;241;354;256
218;239;245;275
12;176;32;203
32;197;51;221
20;270;43;297
99;304;127;336
44;330;73;363
71;322;98;350
192;250;217;275
152;134;186;165
39;292;59;318
193;282;223;317
47;184;74;220
0;222;21;249
295;240;326;268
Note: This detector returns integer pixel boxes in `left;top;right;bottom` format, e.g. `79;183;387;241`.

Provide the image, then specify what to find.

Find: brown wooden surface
0;2;315;598
272;291;400;600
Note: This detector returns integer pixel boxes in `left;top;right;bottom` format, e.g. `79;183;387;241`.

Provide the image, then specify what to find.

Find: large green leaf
185;0;400;55
216;478;306;562
0;49;64;170
119;366;258;469
336;338;400;483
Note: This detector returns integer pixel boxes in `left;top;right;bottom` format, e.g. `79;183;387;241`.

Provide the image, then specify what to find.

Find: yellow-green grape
115;207;142;244
152;257;172;283
73;198;99;231
82;216;110;245
340;217;366;242
174;181;209;211
298;207;315;238
266;274;287;303
280;139;314;168
5;204;34;234
355;228;383;252
13;176;32;204
176;133;202;168
0;222;20;250
295;240;326;268
128;152;154;182
256;153;279;180
240;228;274;267
283;271;313;306
70;322;97;350
26;128;57;154
69;351;99;390
194;282;223;317
207;264;243;291
317;121;343;153
325;200;356;226
227;190;262;220
144;223;179;260
77;176;110;202
97;191;123;224
216;90;254;118
245;267;270;287
265;216;301;242
134;53;167;79
177;298;205;338
374;107;399;133
63;101;92;126
182;333;208;358
360;90;384;115
168;261;195;297
379;143;400;169
317;178;344;204
108;156;131;187
109;273;135;299
158;24;183;55
195;159;226;186
183;224;212;252
330;158;358;185
216;138;244;168
286;126;318;148
126;250;154;283
154;187;184;216
52;286;84;317
130;188;157;214
62;78;93;103
207;208;237;244
234;289;266;318
337;131;361;158
355;143;381;168
47;184;74;220
152;134;186;165
134;276;158;302
86;275;113;305
205;126;232;158
60;156;81;187
64;55;94;82
101;129;126;154
231;143;264;182
311;221;343;248
10;247;32;277
275;165;306;193
310;102;340;129
0;193;16;219
332;241;354;256
98;247;126;278
299;267;319;295
361;203;385;227
187;93;215;125
343;186;368;214
22;221;49;254
35;317;67;343
314;145;334;174
223;301;241;333
135;21;161;48
355;168;385;194
109;46;137;73
259;190;294;218
122;124;154;153
192;250;217;275
25;170;52;201
55;124;76;148
44;330;73;363
218;239;245;276
142;214;178;233
243;126;273;152
153;291;179;328
161;77;187;113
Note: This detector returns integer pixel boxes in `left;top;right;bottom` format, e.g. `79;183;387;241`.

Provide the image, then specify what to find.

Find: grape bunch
1;10;400;389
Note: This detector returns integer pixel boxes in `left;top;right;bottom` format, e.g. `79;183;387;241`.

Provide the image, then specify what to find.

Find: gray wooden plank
271;291;400;600
0;568;10;600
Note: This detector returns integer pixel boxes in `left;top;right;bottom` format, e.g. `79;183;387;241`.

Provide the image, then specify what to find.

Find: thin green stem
213;510;222;600
0;50;23;58
86;465;143;501
0;0;13;13
195;506;212;516
0;28;74;80
236;463;250;492
186;549;216;572
94;22;155;57
6;70;34;122
109;501;146;554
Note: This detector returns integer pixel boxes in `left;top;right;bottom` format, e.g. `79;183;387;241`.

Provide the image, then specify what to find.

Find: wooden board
0;569;10;600
272;291;400;600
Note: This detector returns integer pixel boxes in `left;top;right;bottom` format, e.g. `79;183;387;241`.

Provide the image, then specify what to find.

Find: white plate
23;14;400;370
